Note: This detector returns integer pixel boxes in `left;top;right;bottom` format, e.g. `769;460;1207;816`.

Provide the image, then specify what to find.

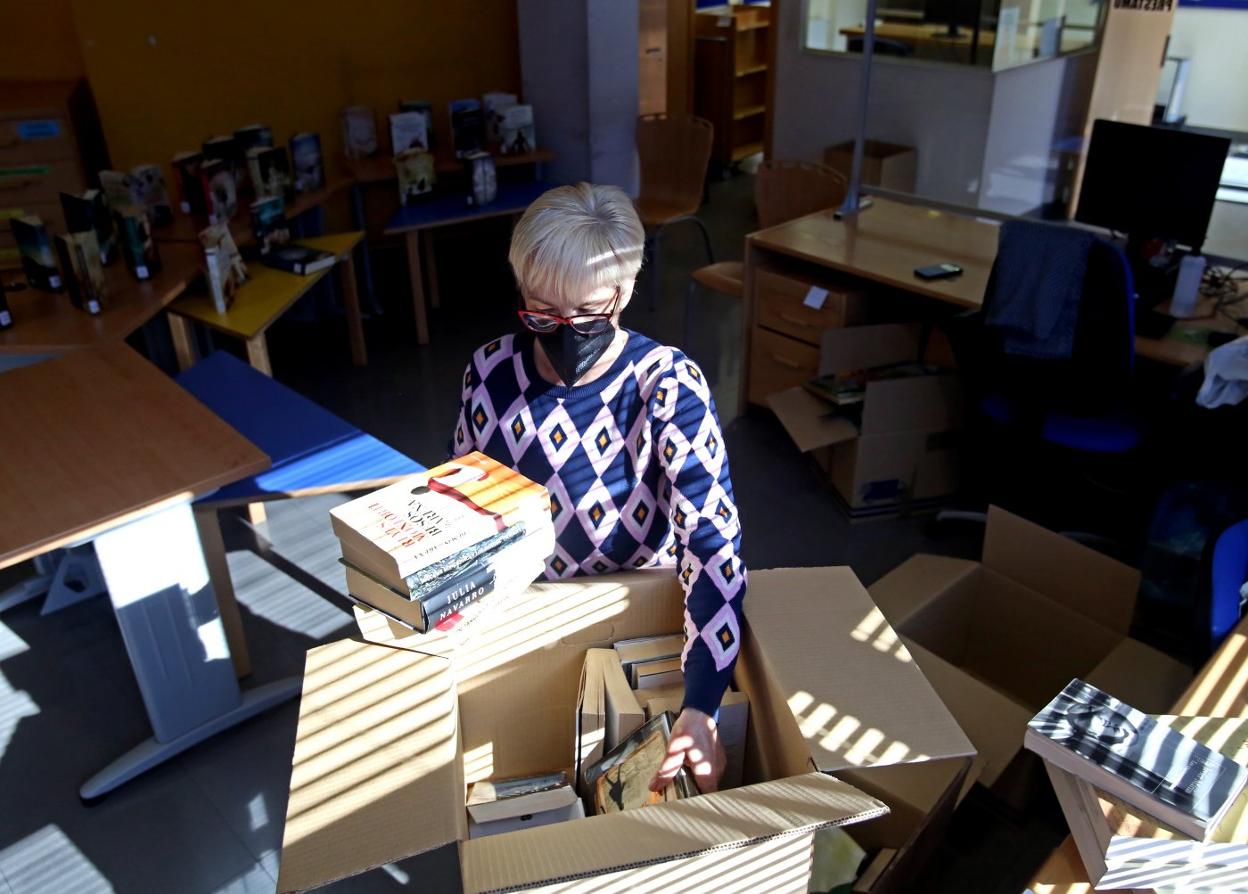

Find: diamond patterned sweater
451;330;746;716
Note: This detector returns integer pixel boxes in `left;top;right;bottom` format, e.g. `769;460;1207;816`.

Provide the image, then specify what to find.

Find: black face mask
536;323;616;387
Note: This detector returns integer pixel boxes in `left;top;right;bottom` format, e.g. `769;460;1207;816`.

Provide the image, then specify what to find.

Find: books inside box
466;770;575;824
583;712;699;815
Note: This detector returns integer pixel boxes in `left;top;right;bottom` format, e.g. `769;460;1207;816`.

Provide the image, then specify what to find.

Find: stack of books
1026;679;1248;891
330;451;554;635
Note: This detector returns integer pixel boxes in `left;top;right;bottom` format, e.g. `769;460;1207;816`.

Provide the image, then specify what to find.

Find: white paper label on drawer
803;286;829;310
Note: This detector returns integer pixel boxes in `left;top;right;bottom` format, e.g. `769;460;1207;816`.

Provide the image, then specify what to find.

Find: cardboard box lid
868;554;979;627
458;772;886;894
277;638;463;894
768;387;859;452
982;506;1140;635
745;567;976;774
818;324;919;377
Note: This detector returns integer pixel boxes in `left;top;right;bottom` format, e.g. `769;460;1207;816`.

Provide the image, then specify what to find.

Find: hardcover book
340;106;378;159
261;244;335;276
388;111;429;155
467;800;584;839
199;222;247;313
582;713;699;815
247;145;293;203
498;104;536;156
329;451;551;585
289;132;324;193
248;196;289;256
614;634;685;684
1026;679;1248;841
172;150;208;215
466;770;576;824
55;231;107;314
482;91;517;143
61;190;117;266
115;208;161;281
130;163;174;227
202;158;238;223
449;98;485;157
394;149;435;205
11;215;61;291
232;124;273;192
202;134;241;171
397;100;434;149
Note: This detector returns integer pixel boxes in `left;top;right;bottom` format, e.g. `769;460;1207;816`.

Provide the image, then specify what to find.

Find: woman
450;183;746;794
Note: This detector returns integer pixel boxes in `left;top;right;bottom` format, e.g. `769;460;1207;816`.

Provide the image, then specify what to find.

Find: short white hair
509;183;644;308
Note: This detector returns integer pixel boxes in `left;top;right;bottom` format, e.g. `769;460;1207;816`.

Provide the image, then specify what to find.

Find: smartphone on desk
914;263;963;281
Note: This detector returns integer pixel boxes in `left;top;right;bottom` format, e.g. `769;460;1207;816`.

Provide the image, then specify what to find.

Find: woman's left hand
650;707;726;794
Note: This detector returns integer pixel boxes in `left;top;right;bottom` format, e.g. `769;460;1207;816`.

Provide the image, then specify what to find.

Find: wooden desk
384;179;559;345
0;343;301;799
167;231;366;374
744;198;1245;406
0;243;202;355
840;22;995;49
151;175;353;245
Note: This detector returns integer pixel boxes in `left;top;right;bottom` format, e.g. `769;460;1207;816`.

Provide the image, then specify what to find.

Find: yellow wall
0;0;85;81
69;1;521;175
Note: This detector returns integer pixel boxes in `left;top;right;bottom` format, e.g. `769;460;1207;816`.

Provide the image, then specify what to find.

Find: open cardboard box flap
459;772;887;894
768;387;860;452
867;554;978;627
744;567;975;774
277;637;464;894
981;506;1139;634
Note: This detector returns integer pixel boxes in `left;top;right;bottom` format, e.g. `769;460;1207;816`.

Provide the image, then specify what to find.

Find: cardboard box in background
823;140;917;192
769;323;964;519
279;568;975;893
868;507;1194;808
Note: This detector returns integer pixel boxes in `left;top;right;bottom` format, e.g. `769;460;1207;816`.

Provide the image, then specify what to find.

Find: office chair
1201;519;1248;660
684;160;847;354
635;114;715;312
939;224;1143;543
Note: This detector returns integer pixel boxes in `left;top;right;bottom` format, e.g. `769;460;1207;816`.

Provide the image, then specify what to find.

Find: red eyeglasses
518;287;621;336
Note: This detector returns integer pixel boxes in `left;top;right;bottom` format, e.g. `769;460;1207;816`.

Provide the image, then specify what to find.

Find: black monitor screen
1076;119;1229;251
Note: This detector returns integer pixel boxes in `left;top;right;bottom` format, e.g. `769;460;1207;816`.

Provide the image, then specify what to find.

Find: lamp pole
838;0;880;218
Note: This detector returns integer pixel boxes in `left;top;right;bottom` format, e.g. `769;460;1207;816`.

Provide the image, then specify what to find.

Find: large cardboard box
769;323;963;518
868;507;1195;807
823;140;917;192
277;567;975;893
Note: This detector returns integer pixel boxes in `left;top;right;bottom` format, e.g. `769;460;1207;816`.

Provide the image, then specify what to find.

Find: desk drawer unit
748;327;820;406
754;268;866;346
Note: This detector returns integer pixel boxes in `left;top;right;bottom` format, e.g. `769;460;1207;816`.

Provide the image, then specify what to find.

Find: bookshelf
694;4;772;170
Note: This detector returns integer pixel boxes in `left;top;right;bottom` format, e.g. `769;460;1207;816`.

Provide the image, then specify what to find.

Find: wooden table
840;22;995;49
743;197;1245;407
167;231;367;374
383;179;559;345
0;344;301;799
0;243;202;357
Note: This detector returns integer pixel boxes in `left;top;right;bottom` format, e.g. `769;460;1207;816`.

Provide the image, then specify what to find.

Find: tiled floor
0;172;1064;893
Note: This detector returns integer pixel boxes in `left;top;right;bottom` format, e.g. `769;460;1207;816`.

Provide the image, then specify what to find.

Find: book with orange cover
330;451;550;588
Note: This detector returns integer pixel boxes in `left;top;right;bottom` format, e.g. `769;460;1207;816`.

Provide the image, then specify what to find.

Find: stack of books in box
330;451;554;634
1025;679;1248;891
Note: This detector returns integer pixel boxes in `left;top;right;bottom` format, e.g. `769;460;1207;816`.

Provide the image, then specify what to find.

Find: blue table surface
384;179;561;233
176;351;423;503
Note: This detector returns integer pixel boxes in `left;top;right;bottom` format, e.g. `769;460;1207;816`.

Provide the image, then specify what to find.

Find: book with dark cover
398;101;434;149
1026;679;1248;841
289;132;324;193
115;208;161;280
232;125;272;192
55;232;106;314
61;190;117;266
172;151;208;215
499;104;536;156
467;771;575;823
342;522;526;600
247;145;293;202
202;158;238;223
0;279;13;330
394;148;435;205
583;712;699;815
449;98;485;158
12;215;61;291
261;244;335;276
203;135;242;194
130;164;174;227
249;196;289;256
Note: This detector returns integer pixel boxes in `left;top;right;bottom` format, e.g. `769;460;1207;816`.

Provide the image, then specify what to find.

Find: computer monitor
1076;119;1230;254
923;0;982;36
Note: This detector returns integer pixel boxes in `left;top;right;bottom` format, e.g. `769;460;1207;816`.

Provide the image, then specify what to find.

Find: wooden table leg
193;505;251;678
405;230;429;345
245;333;273;377
422;229;441;310
168;313;198;371
339;252;367;366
